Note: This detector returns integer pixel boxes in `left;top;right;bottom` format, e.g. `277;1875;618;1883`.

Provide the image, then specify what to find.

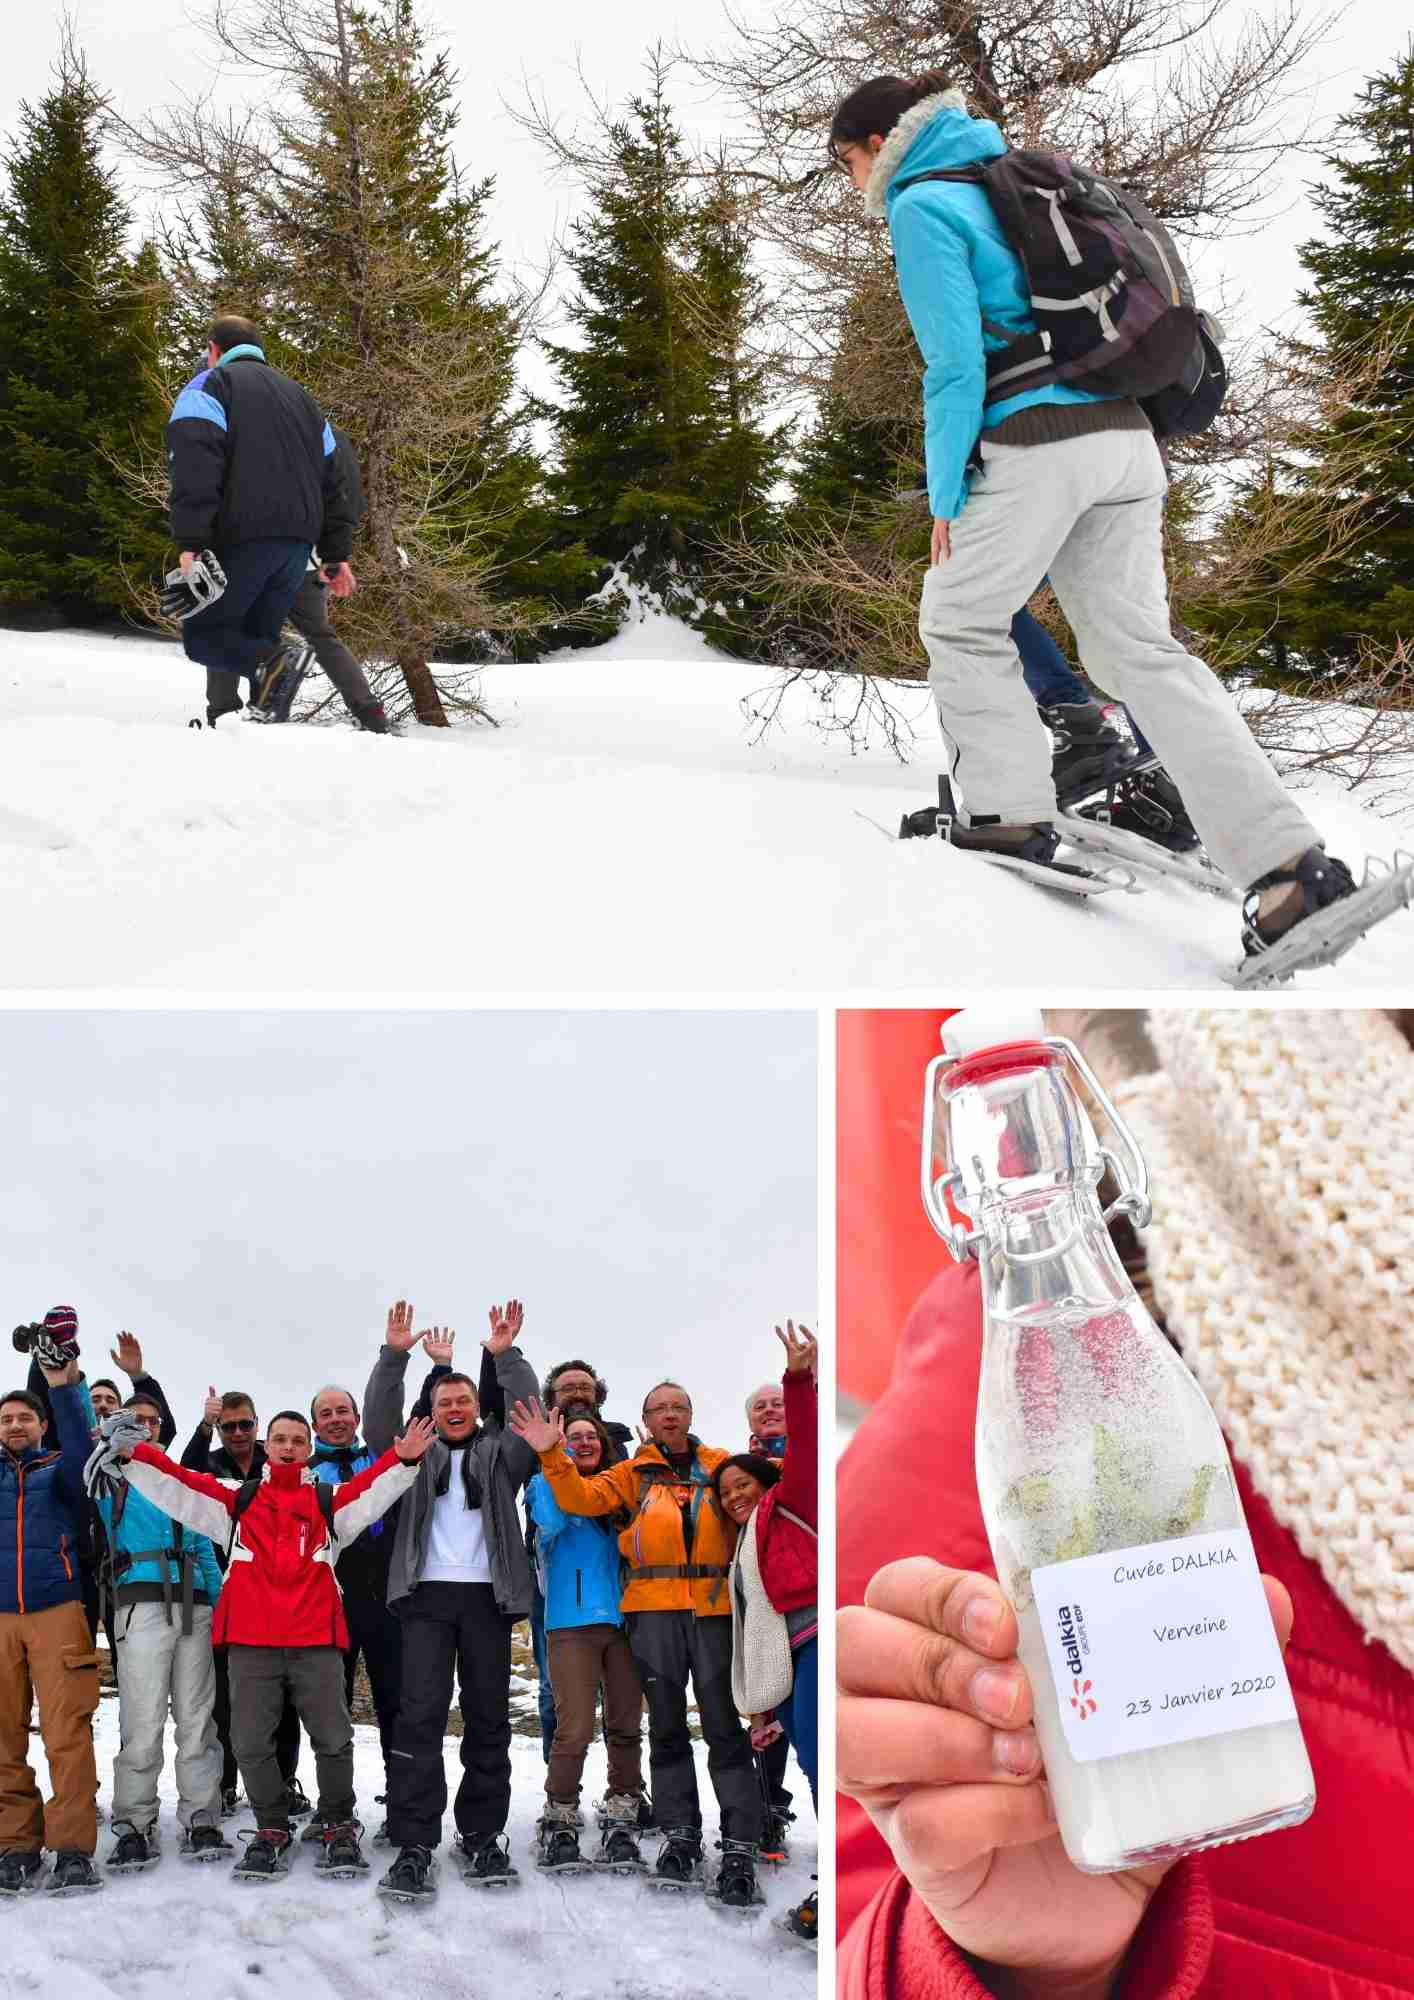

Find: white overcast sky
0;1010;817;1453
1;0;1408;370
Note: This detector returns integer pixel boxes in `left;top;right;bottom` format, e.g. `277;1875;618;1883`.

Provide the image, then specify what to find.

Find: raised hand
421;1327;456;1367
506;1397;563;1455
394;1414;438;1462
38;1355;80;1389
775;1320;817;1376
110;1331;144;1378
838;1557;1295;1991
484;1299;524;1353
202;1384;221;1430
385;1300;421;1353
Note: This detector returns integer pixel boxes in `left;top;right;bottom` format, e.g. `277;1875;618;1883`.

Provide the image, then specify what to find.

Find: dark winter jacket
364;1342;541;1616
331;428;365;526
26;1361;176;1577
0;1382;93;1615
166;347;354;562
310;1436;396;1597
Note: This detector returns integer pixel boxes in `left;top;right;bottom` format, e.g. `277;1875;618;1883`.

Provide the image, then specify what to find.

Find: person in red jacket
716;1321;819;1944
96;1405;435;1881
837;1007;1414;2000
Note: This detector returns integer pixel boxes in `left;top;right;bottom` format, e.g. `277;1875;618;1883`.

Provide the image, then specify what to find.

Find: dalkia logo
1070;1677;1098;1719
1056;1603;1084;1678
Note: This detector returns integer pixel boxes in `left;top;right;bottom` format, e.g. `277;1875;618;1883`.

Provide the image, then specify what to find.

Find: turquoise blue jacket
527;1463;624;1631
95;1472;224;1605
882;106;1115;519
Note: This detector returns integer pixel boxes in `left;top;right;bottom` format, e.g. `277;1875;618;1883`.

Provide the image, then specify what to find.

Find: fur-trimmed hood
863;89;998;219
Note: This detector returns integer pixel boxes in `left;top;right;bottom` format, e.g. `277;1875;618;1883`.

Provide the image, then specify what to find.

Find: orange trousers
0;1599;100;1855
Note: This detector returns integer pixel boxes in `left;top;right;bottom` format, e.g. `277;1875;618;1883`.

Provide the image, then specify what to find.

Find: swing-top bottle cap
941;1007;1047;1061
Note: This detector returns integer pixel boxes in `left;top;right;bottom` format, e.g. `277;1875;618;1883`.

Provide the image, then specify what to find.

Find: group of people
0;1300;817;1933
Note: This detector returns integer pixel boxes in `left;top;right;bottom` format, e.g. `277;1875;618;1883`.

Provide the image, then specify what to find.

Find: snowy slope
6;1702;817;1998
4;620;1413;992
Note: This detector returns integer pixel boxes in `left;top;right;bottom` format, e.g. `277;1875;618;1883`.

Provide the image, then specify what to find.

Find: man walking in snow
167;313;356;727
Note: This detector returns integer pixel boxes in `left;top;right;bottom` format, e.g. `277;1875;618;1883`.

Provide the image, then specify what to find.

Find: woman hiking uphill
829;76;1412;980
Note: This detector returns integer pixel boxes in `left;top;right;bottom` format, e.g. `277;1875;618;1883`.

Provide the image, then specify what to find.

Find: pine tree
0;34;168;617
1197;50;1414;686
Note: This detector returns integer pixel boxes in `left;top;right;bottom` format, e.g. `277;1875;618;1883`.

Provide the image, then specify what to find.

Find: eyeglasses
645;1402;692;1418
219;1418;257;1434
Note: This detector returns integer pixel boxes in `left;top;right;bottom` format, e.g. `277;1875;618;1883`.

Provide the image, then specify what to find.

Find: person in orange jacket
508;1379;765;1905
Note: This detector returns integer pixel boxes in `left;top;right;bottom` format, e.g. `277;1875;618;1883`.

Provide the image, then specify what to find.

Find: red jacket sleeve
776;1368;817;1527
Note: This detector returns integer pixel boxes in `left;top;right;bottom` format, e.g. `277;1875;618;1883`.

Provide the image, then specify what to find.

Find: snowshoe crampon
46;1850;103;1896
314;1822;369;1879
105;1824;159;1874
1233;850;1414;988
180;1824;232;1864
646;1829;704;1894
377;1845;437;1905
458;1833;519;1888
534;1811;586;1875
232;1828;293;1883
900;783;1139;898
705;1840;765;1917
779;1891;819;1952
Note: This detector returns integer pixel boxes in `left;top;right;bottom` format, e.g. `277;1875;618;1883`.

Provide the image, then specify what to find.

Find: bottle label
1029;1528;1298;1764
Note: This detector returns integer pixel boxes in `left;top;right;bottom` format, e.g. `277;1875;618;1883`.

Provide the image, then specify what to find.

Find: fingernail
991;1728;1039;1775
962;1594;1001;1646
972;1666;1020;1722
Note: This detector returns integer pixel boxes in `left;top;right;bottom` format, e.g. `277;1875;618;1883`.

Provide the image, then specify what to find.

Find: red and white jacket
123;1443;417;1648
755;1368;817;1622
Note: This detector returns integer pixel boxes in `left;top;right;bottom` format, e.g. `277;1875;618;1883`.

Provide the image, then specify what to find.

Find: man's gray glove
83;1411;149;1499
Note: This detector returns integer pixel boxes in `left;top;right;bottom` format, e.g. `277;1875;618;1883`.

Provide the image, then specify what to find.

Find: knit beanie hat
44;1306;79;1341
1114;1009;1414;1674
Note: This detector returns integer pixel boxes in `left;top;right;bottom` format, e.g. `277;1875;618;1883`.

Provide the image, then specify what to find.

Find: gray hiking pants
918;428;1317;887
286;575;377;715
112;1599;221;1833
228;1645;354;1830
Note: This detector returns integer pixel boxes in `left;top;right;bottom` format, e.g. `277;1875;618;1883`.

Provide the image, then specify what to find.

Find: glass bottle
921;1008;1315;1874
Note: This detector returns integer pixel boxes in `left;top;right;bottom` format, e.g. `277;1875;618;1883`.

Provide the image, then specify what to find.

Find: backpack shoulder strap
232;1477;262;1523
315;1481;336;1535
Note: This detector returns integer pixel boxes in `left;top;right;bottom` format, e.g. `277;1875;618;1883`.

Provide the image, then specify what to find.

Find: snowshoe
1233;848;1414;988
232;1827;293;1883
179;1823;232;1864
313;1821;369;1879
1044;699;1152;806
105;1822;159;1874
1058;809;1234;900
646;1827;704;1895
0;1851;45;1896
457;1832;519;1888
351;700;392;735
779;1889;819;1953
759;1806;793;1866
282;1778;314;1822
46;1850;103;1896
900;781;1140;899
535;1806;586;1874
706;1839;765;1916
592;1794;647;1874
1079;764;1201;854
377;1844;438;1905
300;1810;329;1844
249;644;314;723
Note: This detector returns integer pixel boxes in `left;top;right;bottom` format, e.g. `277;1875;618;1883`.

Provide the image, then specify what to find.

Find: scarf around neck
1114;1008;1414;1674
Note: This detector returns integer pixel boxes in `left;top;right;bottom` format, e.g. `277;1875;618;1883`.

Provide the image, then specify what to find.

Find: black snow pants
626;1609;763;1845
385;1582;515;1849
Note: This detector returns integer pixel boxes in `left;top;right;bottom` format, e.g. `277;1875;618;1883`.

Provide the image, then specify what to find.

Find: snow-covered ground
4;617;1414;992
6;1697;817;1998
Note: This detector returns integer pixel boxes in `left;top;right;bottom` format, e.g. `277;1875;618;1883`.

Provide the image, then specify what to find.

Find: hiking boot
316;1820;367;1877
1043;699;1148;805
784;1889;818;1945
0;1851;44;1896
760;1806;793;1864
599;1792;641;1827
536;1802;582;1871
459;1832;517;1884
233;1827;292;1881
180;1823;232;1862
379;1844;436;1901
282;1778;313;1821
46;1850;102;1895
1244;847;1358;955
1087;765;1200;853
946;818;1061;867
351;700;391;735
713;1838;760;1908
105;1822;157;1873
654;1826;703;1886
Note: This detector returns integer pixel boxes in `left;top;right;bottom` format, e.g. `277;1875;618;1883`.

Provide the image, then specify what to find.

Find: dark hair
828;72;957;156
124;1392;162;1417
221;1390;257;1416
267;1409;311;1437
543;1358;609;1409
711;1452;782;1504
88;1377;121;1400
1;1389;45;1421
430;1371;477;1409
559;1404;614;1471
209;313;263;355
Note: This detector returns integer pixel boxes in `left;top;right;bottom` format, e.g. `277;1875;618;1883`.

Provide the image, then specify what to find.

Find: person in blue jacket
91;1390;227;1872
829;73;1365;956
527;1407;644;1872
0;1356;102;1896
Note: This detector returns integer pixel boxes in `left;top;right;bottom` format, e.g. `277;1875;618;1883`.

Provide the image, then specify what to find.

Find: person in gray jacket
363;1298;538;1900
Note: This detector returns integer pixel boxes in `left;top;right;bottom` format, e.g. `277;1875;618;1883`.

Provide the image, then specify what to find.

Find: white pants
112;1600;221;1831
918;429;1317;887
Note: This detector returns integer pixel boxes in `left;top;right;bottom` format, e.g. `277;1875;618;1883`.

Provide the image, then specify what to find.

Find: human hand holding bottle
838;1556;1295;1998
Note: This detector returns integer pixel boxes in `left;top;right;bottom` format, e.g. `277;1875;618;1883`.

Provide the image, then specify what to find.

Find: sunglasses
219;1417;257;1434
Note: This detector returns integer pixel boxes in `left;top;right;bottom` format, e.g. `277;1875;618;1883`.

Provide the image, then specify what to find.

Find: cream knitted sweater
1114;1008;1414;1674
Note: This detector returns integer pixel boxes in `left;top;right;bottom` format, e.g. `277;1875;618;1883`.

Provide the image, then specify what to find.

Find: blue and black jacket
166;345;355;561
310;1436;396;1596
0;1382;95;1616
